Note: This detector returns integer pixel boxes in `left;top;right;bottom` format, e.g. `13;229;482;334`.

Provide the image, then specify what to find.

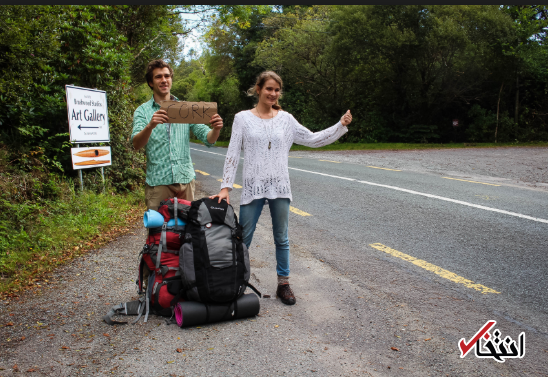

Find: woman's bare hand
341;110;352;127
209;187;230;204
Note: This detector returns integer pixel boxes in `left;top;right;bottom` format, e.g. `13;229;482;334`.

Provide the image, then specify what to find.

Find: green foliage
0;5;175;192
0;188;143;290
465;104;504;143
402;125;440;144
328;5;518;141
181;4;547;144
168;6;278;140
254;6;344;130
0;5;262;191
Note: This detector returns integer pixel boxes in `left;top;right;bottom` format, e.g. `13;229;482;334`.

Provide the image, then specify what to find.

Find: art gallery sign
65;85;111;189
66;85;110;143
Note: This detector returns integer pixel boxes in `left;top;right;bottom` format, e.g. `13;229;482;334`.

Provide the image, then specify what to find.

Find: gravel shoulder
1;147;547;376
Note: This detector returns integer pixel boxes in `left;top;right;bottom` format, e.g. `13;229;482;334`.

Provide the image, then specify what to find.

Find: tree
329;5;517;142
500;5;548;135
0;5;183;191
167;6;273;140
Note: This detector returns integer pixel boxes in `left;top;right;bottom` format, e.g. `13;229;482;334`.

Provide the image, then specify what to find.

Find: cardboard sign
160;101;217;124
66;85;110;143
71;147;112;170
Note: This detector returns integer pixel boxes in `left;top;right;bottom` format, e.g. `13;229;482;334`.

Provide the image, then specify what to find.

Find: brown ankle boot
276;283;296;305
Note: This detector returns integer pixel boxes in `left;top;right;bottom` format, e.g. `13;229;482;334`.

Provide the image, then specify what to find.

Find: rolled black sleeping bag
174;293;260;327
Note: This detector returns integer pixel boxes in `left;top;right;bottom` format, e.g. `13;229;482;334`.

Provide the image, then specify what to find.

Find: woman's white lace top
220;110;348;205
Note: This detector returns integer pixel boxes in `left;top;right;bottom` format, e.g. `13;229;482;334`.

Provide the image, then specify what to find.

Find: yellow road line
442;177;500;186
216;179;242;189
369;243;500;294
367;166;401;171
290;206;311;216
319;160;341;163
475;195;497;200
195;170;209;176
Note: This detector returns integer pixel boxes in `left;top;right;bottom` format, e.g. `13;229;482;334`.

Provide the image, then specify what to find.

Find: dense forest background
1;5;547;196
161;5;548;147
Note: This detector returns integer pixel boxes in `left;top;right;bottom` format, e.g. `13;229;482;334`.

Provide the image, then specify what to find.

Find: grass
191;139;548;151
0;190;144;299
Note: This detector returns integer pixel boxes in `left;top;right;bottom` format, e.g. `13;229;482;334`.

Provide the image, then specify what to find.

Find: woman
210;71;352;305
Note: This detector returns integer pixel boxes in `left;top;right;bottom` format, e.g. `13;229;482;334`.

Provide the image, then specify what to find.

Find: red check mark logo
459;321;496;358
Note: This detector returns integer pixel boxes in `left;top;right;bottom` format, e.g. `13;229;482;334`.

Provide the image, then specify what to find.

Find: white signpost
66;85;110;143
65;85;111;190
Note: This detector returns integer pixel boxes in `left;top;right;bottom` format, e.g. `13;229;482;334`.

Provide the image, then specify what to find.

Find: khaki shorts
145;180;196;210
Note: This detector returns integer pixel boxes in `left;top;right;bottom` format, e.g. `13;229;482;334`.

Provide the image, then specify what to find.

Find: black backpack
103;197;261;326
168;198;260;305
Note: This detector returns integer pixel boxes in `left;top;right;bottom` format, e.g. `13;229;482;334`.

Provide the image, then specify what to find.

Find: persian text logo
459;321;525;362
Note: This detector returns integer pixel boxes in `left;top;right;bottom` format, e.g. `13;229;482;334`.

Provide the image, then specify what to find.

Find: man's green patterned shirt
131;96;214;186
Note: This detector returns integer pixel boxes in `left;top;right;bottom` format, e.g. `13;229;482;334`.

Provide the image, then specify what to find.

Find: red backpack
140;198;190;317
104;198;190;325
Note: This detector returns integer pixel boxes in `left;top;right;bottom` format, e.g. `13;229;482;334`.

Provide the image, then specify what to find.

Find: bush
466;104;514;142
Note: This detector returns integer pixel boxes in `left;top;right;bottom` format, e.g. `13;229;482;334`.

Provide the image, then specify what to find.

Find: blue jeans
239;198;290;277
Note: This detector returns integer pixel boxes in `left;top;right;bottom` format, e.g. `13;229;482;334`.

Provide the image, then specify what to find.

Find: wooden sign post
160;101;217;124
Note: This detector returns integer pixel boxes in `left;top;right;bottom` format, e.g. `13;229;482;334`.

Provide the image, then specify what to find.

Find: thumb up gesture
341;110;352;127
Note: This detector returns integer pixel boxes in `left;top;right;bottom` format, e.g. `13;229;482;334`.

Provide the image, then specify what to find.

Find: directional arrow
78;125;99;130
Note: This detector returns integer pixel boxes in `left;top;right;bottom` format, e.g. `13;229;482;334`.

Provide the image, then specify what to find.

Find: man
131;59;223;209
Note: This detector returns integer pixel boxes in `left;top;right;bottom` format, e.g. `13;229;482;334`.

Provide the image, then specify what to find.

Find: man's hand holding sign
134;101;223;150
160;101;223;143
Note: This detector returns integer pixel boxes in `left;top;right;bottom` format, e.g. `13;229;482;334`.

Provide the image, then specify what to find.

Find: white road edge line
190;148;548;224
190;148;226;157
190;147;243;160
288;167;548;224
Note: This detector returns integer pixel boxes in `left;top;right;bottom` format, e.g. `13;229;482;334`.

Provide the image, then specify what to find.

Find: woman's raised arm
293;110;352;148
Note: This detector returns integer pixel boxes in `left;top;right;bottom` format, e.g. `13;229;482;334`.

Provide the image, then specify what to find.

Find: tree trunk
514;75;519;126
496;82;504;143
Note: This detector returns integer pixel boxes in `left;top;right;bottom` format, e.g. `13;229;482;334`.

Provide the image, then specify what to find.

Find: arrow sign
66;85;110;142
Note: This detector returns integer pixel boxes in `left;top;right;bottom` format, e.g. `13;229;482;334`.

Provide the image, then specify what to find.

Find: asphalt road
0;144;546;376
192;143;548;373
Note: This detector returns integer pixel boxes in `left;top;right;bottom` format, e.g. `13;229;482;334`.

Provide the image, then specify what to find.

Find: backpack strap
233;297;238;318
216;299;237;323
147;227;184;235
156;223;167;269
165;309;176;325
103;304;129;325
153;281;164;311
158;265;178;276
169;290;184;307
245;282;262;298
103;298;145;325
174;197;179;230
143;245;180;255
131;299;146;324
205;303;210;323
232;229;247;274
144;287;150;323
